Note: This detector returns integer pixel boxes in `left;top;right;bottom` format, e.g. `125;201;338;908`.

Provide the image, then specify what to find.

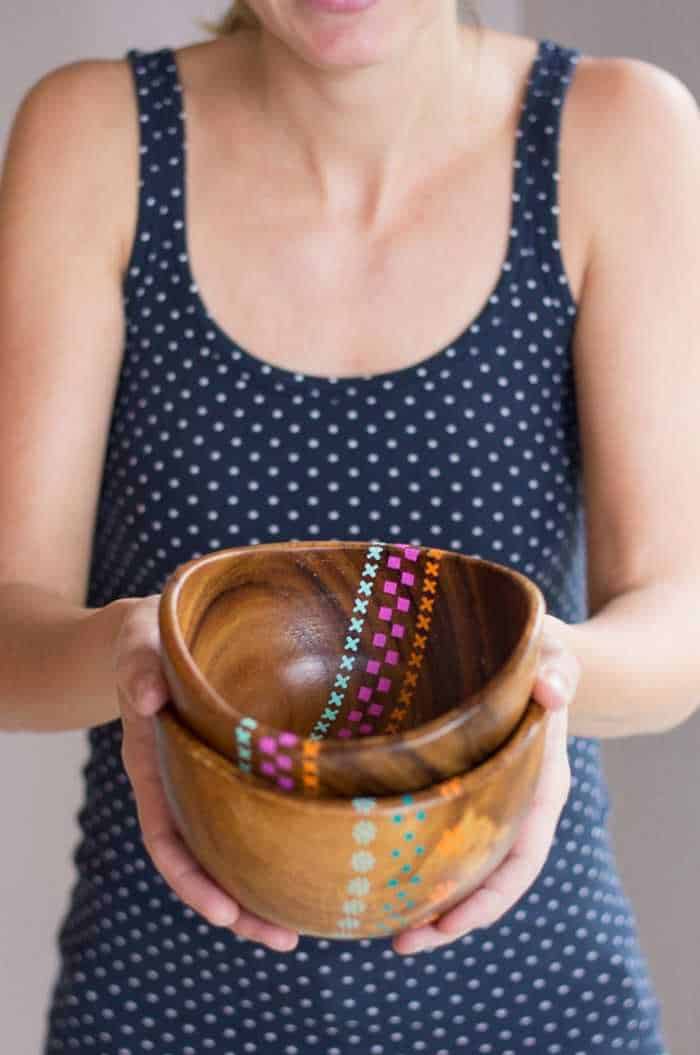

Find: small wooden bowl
158;541;545;798
154;697;548;939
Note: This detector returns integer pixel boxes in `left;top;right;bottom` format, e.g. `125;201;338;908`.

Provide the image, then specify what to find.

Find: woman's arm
556;580;699;737
0;62;139;731
558;57;700;738
0;584;134;732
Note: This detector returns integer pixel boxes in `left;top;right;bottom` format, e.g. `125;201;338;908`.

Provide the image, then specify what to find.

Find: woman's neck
234;14;485;228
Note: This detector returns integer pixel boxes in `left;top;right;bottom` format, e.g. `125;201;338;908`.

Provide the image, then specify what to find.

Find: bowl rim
158;540;545;755
156;692;547;815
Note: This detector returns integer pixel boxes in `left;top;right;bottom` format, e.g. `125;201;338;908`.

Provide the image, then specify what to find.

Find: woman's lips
301;0;380;14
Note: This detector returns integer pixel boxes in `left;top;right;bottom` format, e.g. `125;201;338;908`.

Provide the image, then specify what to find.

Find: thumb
130;669;169;717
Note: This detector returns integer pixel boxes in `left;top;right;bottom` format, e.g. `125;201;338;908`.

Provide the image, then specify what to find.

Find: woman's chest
180;129;588;380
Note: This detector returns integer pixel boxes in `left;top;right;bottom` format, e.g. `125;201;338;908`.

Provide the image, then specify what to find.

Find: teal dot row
374;794;428;932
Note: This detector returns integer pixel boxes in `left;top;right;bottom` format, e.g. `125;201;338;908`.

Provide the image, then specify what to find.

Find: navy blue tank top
42;37;669;1055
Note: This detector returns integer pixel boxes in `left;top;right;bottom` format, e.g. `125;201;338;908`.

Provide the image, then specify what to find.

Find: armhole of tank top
121;48;153;297
539;46;581;317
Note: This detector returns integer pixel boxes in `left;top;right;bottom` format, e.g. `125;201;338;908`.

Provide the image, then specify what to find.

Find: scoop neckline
168;37;548;398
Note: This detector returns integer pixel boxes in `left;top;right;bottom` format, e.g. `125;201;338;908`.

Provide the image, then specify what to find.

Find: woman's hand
392;613;582;956
113;594;300;953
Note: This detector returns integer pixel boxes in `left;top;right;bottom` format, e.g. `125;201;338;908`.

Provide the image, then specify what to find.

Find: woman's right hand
113;594;299;953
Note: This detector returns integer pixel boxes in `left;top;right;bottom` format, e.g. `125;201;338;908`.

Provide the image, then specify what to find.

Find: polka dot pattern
41;37;670;1054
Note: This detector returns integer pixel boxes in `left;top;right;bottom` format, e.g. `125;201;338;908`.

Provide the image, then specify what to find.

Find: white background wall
1;2;698;1053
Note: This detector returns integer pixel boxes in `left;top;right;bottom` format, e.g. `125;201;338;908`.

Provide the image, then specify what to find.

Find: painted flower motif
352;798;377;814
460;806;498;850
435;822;464;859
352;820;377;845
351;850;376;873
347;877;370;896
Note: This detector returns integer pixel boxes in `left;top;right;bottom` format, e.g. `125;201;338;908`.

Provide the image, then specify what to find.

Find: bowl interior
171;543;535;741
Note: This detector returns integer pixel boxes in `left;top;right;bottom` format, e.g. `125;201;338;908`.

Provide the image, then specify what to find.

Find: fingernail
135;675;162;714
543;669;569;701
272;935;298;952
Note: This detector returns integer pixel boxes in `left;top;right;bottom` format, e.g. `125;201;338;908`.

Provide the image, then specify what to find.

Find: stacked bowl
154;540;546;939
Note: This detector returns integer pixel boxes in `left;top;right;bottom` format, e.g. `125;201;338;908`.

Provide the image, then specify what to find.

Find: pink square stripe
397;596;410;612
378;677;392;692
387;555;402;570
401;571;415;586
404;547;420;562
368;703;384;717
276;755;293;770
348;709;363;722
385;650;399;666
259;737;276;754
373;632;387;647
359;723;373;734
358;686;373;702
379;606;393;621
383;580;397;595
391;623;405;638
261;761;276;776
338;728;352;738
366;659;381;675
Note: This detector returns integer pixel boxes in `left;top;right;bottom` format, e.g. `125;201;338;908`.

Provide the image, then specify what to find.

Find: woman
0;0;697;1051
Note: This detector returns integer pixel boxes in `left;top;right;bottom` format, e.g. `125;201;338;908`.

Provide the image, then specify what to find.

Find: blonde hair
200;1;478;36
199;1;261;35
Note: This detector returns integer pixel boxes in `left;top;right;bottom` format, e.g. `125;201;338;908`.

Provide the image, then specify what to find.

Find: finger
120;682;300;953
113;597;169;717
399;709;570;953
123;711;299;952
534;660;579;709
228;907;300;952
393;921;451;955
119;696;241;928
433;709;570;938
536;616;581;709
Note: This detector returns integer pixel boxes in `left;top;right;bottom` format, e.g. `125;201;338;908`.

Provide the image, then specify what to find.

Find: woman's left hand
393;613;582;956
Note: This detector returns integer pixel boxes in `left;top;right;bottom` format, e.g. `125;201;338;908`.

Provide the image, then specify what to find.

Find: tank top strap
123;47;187;284
514;38;582;308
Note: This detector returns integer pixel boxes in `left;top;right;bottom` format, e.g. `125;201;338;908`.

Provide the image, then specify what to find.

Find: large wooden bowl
154;698;548;939
158;541;545;798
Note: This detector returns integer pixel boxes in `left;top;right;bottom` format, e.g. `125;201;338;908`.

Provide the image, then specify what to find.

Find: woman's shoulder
492;26;696;152
6;56;137;274
557;38;698;268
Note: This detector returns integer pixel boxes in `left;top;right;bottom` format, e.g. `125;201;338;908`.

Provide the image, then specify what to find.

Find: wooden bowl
158;541;545;798
154;697;548;939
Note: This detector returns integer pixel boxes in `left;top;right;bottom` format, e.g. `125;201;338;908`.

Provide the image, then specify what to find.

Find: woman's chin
295;25;392;69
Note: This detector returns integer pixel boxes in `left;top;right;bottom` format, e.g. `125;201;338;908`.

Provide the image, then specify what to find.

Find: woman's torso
42;29;670;1055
